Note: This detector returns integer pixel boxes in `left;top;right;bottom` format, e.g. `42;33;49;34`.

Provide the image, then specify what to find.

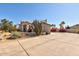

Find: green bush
10;31;22;39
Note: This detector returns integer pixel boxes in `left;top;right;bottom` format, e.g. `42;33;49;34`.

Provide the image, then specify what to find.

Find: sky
0;3;79;27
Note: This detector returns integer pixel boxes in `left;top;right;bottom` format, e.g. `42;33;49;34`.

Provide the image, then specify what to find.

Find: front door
23;25;27;32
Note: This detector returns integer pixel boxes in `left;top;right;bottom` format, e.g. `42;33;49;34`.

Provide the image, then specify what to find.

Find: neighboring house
18;20;52;33
67;24;79;33
70;24;79;29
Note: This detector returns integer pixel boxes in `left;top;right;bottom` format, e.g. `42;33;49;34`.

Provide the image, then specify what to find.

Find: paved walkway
0;33;79;56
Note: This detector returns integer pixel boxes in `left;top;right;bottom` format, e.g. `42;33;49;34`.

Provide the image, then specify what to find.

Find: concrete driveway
0;33;79;56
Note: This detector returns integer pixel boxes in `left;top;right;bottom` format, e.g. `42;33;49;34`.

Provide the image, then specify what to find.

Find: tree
9;24;17;32
52;24;56;28
61;21;65;24
32;20;42;36
0;19;16;32
59;21;65;29
66;25;70;29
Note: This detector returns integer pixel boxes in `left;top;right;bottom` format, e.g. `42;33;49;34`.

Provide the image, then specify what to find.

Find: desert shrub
32;20;42;36
9;31;22;39
77;31;79;34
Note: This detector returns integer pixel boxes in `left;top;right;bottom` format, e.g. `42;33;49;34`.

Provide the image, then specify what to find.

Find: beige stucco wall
42;23;51;33
19;22;31;32
19;21;51;33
